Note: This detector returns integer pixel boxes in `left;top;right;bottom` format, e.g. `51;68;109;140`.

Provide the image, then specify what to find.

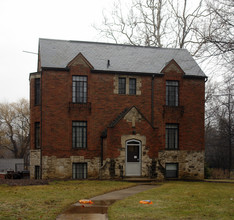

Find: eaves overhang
91;69;164;77
29;71;41;80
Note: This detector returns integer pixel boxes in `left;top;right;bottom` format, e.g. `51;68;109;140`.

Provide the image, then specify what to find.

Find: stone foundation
41;156;100;179
30;149;204;180
30;150;100;179
30;150;41;179
158;150;204;180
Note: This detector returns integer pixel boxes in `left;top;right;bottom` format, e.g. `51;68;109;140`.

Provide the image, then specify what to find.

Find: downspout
100;136;103;166
40;71;43;179
100;129;107;167
151;74;155;127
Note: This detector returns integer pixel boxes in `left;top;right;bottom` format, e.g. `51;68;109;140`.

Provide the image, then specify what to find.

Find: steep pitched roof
39;38;206;77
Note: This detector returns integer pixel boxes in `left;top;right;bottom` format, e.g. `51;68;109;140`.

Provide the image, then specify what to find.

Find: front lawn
109;181;234;220
0;180;135;220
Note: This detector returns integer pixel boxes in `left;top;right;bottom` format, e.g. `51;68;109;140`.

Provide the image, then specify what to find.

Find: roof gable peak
67;52;93;69
161;59;185;75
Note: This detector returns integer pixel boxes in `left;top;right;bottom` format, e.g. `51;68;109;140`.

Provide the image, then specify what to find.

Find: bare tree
95;0;208;56
0;99;30;161
200;0;234;68
205;75;234;174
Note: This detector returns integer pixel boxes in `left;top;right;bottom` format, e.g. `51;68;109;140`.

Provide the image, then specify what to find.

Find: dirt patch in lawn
0;179;49;186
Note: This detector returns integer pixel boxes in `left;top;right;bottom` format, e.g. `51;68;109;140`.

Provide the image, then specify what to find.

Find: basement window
72;163;87;179
165;163;178;178
35;166;40;179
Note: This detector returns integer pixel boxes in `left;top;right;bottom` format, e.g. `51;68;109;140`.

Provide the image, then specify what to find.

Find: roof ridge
39;38;187;51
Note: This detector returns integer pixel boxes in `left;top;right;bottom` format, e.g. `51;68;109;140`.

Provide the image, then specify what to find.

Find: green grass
108;182;234;220
0;180;135;220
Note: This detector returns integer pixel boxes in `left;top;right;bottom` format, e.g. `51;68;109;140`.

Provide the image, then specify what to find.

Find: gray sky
0;0;218;103
0;0;112;102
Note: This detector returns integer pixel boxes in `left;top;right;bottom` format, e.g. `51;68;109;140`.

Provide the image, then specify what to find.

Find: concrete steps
122;176;158;183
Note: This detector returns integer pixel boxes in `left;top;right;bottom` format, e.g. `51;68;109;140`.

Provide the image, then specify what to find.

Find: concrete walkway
56;184;158;220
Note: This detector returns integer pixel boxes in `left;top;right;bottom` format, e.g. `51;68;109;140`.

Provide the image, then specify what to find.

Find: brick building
30;38;206;180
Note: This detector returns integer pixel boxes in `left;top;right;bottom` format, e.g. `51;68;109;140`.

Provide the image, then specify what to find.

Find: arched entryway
125;139;141;176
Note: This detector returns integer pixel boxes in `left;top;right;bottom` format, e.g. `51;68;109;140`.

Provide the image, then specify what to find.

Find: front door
126;140;141;176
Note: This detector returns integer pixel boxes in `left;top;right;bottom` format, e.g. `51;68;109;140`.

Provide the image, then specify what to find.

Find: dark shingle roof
39;38;206;77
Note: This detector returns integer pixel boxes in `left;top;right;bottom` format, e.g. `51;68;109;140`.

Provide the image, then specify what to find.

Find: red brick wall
30;62;205;159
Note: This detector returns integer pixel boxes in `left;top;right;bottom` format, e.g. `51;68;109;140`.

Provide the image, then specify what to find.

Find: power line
22;51;38;55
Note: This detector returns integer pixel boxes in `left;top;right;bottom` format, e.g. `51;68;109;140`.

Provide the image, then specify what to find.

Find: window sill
69;102;91;113
72;148;87;150
163;105;184;117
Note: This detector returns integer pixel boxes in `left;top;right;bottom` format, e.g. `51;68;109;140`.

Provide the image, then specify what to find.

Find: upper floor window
72;121;87;149
35;78;41;105
129;78;136;95
166;124;178;149
166;81;179;106
35;122;40;149
118;77;137;95
118;77;126;94
72;76;87;103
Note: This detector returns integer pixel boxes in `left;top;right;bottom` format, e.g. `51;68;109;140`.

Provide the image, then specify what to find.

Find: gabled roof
39;38;206;77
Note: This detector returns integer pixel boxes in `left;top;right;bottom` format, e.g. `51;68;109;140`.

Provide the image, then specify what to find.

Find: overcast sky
1;0;217;103
0;0;113;102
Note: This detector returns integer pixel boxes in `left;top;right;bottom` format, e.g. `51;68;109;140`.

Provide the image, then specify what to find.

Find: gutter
91;69;164;77
100;129;107;167
183;75;208;80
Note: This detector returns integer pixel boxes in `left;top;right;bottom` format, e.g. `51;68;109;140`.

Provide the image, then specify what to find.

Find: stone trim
121;134;151;177
29;72;41;80
113;74;141;95
124;107;142;127
99;134;151;179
